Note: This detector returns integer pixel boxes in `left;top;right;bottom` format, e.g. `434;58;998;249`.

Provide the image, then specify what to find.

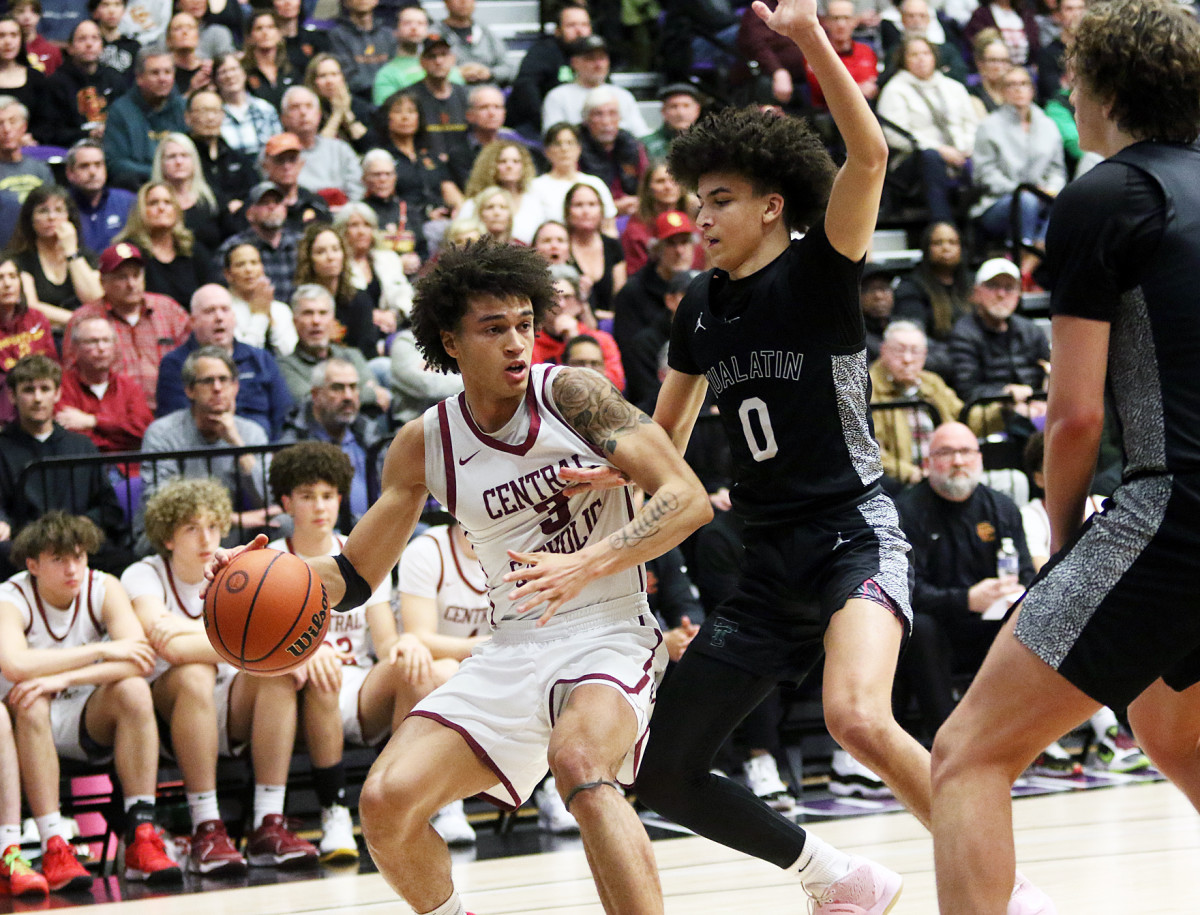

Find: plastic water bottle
997;537;1019;587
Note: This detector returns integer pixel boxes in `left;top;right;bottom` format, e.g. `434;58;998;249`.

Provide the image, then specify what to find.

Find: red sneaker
188;821;247;876
245;814;318;869
1;844;48;897
40;835;91;893
124;823;183;884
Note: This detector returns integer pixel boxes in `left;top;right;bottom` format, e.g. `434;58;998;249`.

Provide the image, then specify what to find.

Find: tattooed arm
503;367;713;624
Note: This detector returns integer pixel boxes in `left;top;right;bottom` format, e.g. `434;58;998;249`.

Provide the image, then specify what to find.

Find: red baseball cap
98;242;144;274
654;210;697;240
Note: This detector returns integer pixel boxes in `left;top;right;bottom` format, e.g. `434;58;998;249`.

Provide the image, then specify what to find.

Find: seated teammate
0;513;180;891
0;701;47;895
124;478;318;874
268;442;433;863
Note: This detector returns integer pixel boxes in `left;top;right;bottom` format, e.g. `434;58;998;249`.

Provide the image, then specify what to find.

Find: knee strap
564;779;622;811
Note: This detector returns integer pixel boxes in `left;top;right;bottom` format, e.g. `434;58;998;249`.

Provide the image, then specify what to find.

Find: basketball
203;548;329;675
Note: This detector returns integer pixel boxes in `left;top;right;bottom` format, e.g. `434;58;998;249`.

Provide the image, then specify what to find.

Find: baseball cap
567;34;607;56
98;242;143;274
263;132;302;158
421;34;451;56
654;210;697;240
974;257;1021;286
658;82;702;103
247;181;285;205
861;262;897;284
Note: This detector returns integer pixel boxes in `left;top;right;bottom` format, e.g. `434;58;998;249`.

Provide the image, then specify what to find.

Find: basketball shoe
743;753;795;811
318;805;359;864
430;800;476;846
829;750;892;800
1009;871;1058;915
1089;725;1151;774
535;777;579;835
245;814;319;869
188;821;247;876
1025;741;1082;778
803;857;903;915
40;835;92;892
1;844;48;896
124;823;183;883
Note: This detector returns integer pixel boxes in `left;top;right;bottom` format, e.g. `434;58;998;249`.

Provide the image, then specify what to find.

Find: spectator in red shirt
56;314;153;454
806;0;879;108
0;254;54;424
532;263;624;390
11;0;60;75
62;242;191;410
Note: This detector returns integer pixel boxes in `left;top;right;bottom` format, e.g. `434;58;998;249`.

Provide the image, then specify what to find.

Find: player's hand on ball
200;533;269;598
504;549;598;626
559;465;630;497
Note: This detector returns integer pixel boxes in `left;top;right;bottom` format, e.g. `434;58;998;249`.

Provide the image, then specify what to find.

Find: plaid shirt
217;229;302;304
220;98;283;158
63;294;192;412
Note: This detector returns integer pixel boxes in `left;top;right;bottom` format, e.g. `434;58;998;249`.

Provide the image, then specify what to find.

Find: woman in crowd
565;182;624;322
963;0;1038;66
215;50;282;158
175;0;236;57
0;255;55;423
528;123;617;238
242;10;296;110
531;219;571;265
458;141;542;244
620;161;701;274
0;16;47;143
470;186;516;245
166;12;212;95
441;216;483;249
334;202;413;338
893;220;973;379
114;181;215;307
876;35;978;224
151;132;229;252
224;241;297;356
294;223;378;360
9;185;101;328
305;54;375;154
970;65;1066;271
968;29;1012;118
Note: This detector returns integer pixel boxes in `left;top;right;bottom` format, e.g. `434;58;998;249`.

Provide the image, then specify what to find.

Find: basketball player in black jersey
931;2;1200;912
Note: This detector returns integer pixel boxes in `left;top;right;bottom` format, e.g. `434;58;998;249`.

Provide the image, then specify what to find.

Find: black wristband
332;552;372;612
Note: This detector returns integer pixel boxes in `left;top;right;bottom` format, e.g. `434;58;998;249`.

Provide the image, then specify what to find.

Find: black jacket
44;58;126;148
948;311;1050;405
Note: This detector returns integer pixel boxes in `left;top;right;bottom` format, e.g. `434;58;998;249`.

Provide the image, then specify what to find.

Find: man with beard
893;420;1034;745
216;182;303;303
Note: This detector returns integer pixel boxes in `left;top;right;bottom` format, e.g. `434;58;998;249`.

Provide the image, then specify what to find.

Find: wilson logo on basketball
225;570;250;593
285;607;329;659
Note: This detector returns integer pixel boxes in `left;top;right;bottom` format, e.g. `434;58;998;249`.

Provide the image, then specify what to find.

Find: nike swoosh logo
458;451;481;465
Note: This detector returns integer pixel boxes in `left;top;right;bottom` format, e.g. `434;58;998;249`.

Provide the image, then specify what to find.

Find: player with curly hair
931;1;1200;911
209;238;712;915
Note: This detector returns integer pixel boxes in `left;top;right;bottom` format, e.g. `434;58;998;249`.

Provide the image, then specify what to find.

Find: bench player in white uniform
124;478;318;875
0;513;180;892
397;521;580;837
207;240;712;915
0;691;47;895
267;442;435;864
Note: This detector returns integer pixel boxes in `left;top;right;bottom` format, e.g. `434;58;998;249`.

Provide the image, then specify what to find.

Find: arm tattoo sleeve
553;367;653;456
607;489;681;551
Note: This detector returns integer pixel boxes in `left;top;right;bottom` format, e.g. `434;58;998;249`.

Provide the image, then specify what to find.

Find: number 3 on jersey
738;397;778;462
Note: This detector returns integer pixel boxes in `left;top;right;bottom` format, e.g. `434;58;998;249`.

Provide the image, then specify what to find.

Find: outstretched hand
752;0;820;36
200;533;269;599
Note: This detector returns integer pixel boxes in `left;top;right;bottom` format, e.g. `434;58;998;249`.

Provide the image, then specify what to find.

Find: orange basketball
203;548;329;675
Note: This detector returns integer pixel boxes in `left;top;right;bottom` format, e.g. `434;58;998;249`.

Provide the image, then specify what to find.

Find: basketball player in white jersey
267;442;437;863
0;513;181;892
124;478;319;875
207;239;712;915
397;521;580;836
0;702;47;895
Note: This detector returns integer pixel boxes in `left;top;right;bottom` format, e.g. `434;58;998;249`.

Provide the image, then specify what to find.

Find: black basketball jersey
668;222;883;524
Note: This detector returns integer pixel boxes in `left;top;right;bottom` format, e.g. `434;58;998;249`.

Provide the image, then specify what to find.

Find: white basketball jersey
270;535;387;668
423;363;645;628
121;555;237;683
0;569;108;651
397;525;490;638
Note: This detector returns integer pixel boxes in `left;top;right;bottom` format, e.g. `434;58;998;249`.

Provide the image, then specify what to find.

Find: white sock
1090;706;1119;737
187;790;221;830
253;785;286;829
124;795;156;813
0;823;21;849
35;812;70;849
419;891;466;915
788;833;855;889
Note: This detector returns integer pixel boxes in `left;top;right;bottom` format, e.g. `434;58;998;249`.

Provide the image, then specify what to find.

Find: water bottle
997;537;1019;588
